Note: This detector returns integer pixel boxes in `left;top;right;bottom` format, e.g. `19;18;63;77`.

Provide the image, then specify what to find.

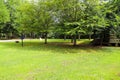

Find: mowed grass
0;39;120;80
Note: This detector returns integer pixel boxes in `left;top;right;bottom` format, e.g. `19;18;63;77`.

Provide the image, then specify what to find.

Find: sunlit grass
0;39;120;80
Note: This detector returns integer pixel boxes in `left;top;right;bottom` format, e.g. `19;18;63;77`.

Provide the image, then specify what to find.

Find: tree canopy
0;0;119;45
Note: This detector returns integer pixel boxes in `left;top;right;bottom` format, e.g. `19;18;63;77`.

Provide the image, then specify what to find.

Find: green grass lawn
0;39;120;80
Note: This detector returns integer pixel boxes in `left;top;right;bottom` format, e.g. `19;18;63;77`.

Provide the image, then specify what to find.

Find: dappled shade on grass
0;39;120;80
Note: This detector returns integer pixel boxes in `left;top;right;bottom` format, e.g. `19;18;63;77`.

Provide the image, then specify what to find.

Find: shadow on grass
0;40;114;54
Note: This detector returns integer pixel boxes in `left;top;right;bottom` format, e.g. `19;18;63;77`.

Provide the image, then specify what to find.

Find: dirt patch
117;73;120;77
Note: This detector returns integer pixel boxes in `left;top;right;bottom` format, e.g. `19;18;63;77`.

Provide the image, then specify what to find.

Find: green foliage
0;0;120;40
17;1;36;33
0;1;9;25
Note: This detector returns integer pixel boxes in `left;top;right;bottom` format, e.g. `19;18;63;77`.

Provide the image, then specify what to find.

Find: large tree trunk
44;32;48;44
73;35;77;46
78;34;81;41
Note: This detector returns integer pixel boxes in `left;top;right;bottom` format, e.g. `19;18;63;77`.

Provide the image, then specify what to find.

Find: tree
0;0;9;39
3;0;21;39
17;0;55;44
16;0;37;38
106;0;120;38
54;0;86;46
36;0;54;44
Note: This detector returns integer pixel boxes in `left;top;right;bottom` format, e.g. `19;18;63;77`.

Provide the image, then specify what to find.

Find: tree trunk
44;32;48;44
73;35;77;46
6;33;9;39
21;39;24;47
11;32;13;39
30;32;32;39
30;32;35;39
100;33;104;46
93;30;96;40
21;33;24;47
64;34;66;40
78;34;81;41
0;27;1;39
33;33;36;39
71;35;73;43
89;34;91;40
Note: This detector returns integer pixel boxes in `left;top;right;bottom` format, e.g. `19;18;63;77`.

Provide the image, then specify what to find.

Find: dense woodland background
0;0;120;45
